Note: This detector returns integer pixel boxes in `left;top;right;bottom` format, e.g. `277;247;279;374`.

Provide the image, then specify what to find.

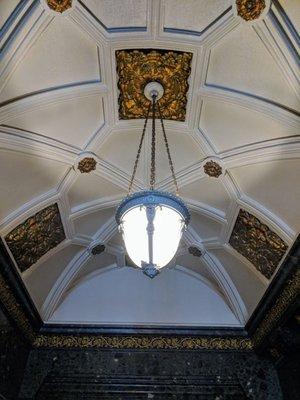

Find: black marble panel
19;348;282;399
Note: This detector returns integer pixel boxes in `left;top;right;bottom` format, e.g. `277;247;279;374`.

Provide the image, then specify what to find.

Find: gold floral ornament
116;50;193;121
5;204;65;273
47;0;72;13
203;161;222;178
236;0;266;21
229;209;288;279
78;157;97;173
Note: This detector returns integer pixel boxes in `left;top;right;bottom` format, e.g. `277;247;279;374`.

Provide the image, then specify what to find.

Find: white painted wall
50;266;241;326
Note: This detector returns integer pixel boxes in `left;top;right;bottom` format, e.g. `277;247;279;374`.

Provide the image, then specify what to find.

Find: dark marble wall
0;308;30;400
19;348;282;400
268;306;300;400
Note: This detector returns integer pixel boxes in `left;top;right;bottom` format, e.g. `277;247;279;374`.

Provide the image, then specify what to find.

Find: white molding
0;81;107;123
0;126;78;164
199;86;300;130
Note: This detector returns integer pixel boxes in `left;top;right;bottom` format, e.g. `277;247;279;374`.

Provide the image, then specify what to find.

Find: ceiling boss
115;81;190;278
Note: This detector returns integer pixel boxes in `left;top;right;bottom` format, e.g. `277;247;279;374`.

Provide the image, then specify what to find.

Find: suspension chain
150;93;157;190
128;102;151;195
157;102;179;195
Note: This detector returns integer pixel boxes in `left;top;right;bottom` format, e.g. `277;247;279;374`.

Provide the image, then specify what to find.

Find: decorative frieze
229;209;288;279
5;204;65;272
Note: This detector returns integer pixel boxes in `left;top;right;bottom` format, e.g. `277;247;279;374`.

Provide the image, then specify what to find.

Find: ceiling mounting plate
144;81;164;101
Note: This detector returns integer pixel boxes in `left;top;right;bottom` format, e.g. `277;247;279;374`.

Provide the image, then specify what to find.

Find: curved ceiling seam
201;252;248;324
0;126;79;162
199;86;300;128
0;82;107;123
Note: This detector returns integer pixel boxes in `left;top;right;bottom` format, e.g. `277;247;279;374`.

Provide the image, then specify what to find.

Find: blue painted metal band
115;190;190;225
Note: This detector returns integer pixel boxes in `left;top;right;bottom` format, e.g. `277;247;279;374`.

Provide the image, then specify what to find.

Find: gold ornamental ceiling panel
5;203;65;273
116;49;193;121
229;209;288;280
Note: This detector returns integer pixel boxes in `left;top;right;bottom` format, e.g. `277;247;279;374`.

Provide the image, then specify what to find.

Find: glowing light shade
116;191;190;278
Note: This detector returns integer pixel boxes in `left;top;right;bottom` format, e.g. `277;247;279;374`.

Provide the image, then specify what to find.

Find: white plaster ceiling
0;0;299;327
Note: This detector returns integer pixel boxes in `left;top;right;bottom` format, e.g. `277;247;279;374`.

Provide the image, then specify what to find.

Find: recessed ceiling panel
73;208;115;237
163;0;231;34
0;17;100;102
190;212;223;240
0;151;68;222
68;173;125;209
207;25;299;112
230;159;300;232
181;177;232;215
83;0;148;30
5;95;104;148
211;248;267;315
23;244;84;310
200;100;299;153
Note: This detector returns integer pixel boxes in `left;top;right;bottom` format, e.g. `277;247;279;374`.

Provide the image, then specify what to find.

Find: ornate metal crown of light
116;82;190;278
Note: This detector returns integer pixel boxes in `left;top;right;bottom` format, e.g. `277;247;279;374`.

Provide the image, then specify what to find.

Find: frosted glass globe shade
116;191;190;274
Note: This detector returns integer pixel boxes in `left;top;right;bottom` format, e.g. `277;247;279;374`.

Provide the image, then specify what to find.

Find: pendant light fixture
116;82;190;278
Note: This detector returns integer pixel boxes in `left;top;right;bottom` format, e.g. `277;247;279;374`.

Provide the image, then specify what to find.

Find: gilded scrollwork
229;209;288;279
47;0;72;13
116;50;193;121
252;269;300;346
34;334;253;350
0;275;35;341
5;204;65;272
77;157;97;173
236;0;266;21
203;161;223;178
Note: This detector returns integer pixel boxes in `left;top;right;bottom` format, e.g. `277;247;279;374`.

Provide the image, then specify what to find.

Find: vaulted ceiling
0;0;299;328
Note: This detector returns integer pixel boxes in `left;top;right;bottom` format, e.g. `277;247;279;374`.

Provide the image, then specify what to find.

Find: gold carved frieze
0;274;35;341
34;334;253;350
5;204;65;273
252;269;300;346
229;209;288;279
236;0;266;21
47;0;72;13
116;50;193;121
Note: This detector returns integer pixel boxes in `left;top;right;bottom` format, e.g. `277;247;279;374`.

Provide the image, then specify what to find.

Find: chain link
128;102;151;194
157;102;179;195
150;93;157;190
128;92;179;195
